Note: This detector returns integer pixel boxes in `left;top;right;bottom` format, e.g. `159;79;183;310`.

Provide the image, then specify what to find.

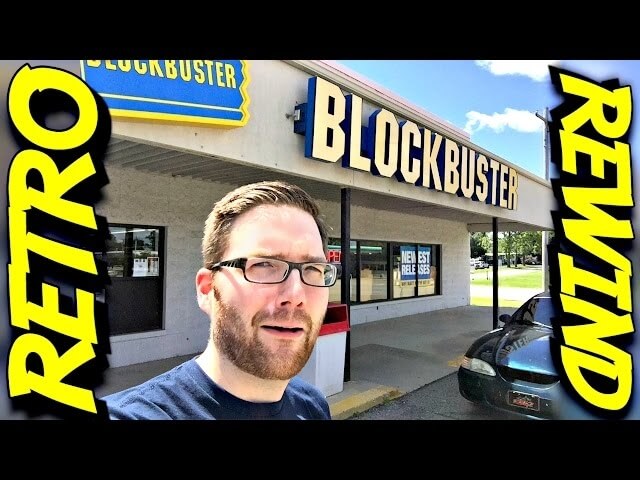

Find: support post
341;188;351;382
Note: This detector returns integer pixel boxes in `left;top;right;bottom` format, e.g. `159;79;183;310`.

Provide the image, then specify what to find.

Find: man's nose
277;267;306;306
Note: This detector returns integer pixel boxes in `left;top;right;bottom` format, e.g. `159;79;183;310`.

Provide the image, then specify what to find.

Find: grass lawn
470;297;523;308
470;266;544;307
470;266;542;288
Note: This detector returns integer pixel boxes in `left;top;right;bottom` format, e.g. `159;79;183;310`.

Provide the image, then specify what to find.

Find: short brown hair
202;181;328;269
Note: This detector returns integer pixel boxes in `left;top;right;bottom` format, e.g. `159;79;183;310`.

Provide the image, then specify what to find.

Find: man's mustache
252;308;313;328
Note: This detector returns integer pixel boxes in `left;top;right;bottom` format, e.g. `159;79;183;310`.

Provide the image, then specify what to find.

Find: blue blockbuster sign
80;60;250;127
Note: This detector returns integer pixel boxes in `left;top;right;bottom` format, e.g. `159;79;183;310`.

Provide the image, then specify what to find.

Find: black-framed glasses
210;257;337;287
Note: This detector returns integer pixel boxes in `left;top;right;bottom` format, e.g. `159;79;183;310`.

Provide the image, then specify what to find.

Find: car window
512;296;554;327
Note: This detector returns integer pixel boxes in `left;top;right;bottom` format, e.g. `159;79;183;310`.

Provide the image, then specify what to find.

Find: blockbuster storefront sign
296;76;518;210
80;60;250;127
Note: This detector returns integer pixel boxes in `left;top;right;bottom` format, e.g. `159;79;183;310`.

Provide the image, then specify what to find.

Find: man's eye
253;261;276;268
304;264;325;274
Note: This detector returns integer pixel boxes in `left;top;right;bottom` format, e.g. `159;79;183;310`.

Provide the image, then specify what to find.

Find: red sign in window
328;250;341;263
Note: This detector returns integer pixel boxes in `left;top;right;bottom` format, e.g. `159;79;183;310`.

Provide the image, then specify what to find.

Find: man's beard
211;287;321;380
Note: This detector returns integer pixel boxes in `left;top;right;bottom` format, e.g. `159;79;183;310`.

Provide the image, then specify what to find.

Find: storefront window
393;244;416;298
328;239;356;304
360;241;388;302
393;243;441;299
417;245;438;296
327;238;440;304
105;226;161;278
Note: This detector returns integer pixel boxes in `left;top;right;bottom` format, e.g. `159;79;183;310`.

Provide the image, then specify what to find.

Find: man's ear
196;268;213;311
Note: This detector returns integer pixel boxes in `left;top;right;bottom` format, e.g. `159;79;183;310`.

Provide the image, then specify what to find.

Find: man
102;181;337;419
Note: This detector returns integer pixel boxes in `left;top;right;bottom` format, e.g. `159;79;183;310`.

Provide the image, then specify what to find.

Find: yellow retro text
7;64;104;414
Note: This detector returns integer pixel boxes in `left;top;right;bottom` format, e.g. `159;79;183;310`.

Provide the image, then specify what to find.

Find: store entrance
100;224;165;336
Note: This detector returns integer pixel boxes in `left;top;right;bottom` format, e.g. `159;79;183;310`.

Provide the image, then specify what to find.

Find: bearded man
103;181;336;420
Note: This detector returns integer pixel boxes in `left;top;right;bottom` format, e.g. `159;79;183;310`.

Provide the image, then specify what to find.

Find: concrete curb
330;386;404;420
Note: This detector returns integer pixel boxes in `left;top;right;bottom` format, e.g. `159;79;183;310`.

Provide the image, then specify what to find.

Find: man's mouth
261;325;305;337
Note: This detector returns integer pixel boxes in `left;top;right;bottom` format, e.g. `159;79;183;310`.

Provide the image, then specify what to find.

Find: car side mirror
499;314;511;325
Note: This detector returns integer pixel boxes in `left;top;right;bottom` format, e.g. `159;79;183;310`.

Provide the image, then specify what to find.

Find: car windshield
510;295;554;328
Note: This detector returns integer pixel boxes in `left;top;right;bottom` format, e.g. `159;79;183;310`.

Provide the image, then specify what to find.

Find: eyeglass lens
245;258;335;286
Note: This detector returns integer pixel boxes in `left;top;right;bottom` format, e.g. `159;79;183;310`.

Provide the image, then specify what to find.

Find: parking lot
351;372;526;420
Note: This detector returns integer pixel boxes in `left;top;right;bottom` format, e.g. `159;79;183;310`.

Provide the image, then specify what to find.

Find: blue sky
335;60;640;180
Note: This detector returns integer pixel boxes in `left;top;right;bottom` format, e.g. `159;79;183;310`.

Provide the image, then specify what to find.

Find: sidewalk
95;304;516;419
327;380;403;420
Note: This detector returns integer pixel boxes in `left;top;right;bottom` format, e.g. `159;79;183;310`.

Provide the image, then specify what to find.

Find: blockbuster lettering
298;76;518;210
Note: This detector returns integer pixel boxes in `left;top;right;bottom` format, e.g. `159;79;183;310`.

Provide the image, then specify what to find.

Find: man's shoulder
102;379;174;420
102;359;196;420
103;389;172;420
286;377;331;419
288;376;324;397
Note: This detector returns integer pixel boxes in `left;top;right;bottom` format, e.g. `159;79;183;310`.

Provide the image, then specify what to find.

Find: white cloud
561;60;634;82
464;108;544;135
475;60;561;82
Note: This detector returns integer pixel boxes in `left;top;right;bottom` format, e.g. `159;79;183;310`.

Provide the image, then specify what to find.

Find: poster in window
400;246;431;281
147;256;159;276
133;258;148;277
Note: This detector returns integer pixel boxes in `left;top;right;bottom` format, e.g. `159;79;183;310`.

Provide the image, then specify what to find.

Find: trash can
297;303;350;397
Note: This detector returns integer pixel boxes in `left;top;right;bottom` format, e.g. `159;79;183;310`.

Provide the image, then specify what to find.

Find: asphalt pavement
350;372;526;420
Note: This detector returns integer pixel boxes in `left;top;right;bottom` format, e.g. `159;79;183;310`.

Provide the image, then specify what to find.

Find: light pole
535;107;551;291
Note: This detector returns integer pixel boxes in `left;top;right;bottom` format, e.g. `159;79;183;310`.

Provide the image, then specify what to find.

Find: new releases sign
296;76;518;210
80;60;250;127
400;246;431;281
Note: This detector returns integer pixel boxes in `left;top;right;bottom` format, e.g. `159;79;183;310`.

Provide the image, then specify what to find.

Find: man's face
205;204;329;380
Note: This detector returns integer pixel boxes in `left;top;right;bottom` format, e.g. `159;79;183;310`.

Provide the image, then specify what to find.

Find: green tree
500;232;515;267
520;231;542;258
470;232;490;258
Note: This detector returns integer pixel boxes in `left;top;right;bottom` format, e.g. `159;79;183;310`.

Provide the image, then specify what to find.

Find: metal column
341;188;351;382
492;217;499;329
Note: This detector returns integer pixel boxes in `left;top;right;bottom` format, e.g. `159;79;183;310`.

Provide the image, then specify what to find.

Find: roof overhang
103;136;550;233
